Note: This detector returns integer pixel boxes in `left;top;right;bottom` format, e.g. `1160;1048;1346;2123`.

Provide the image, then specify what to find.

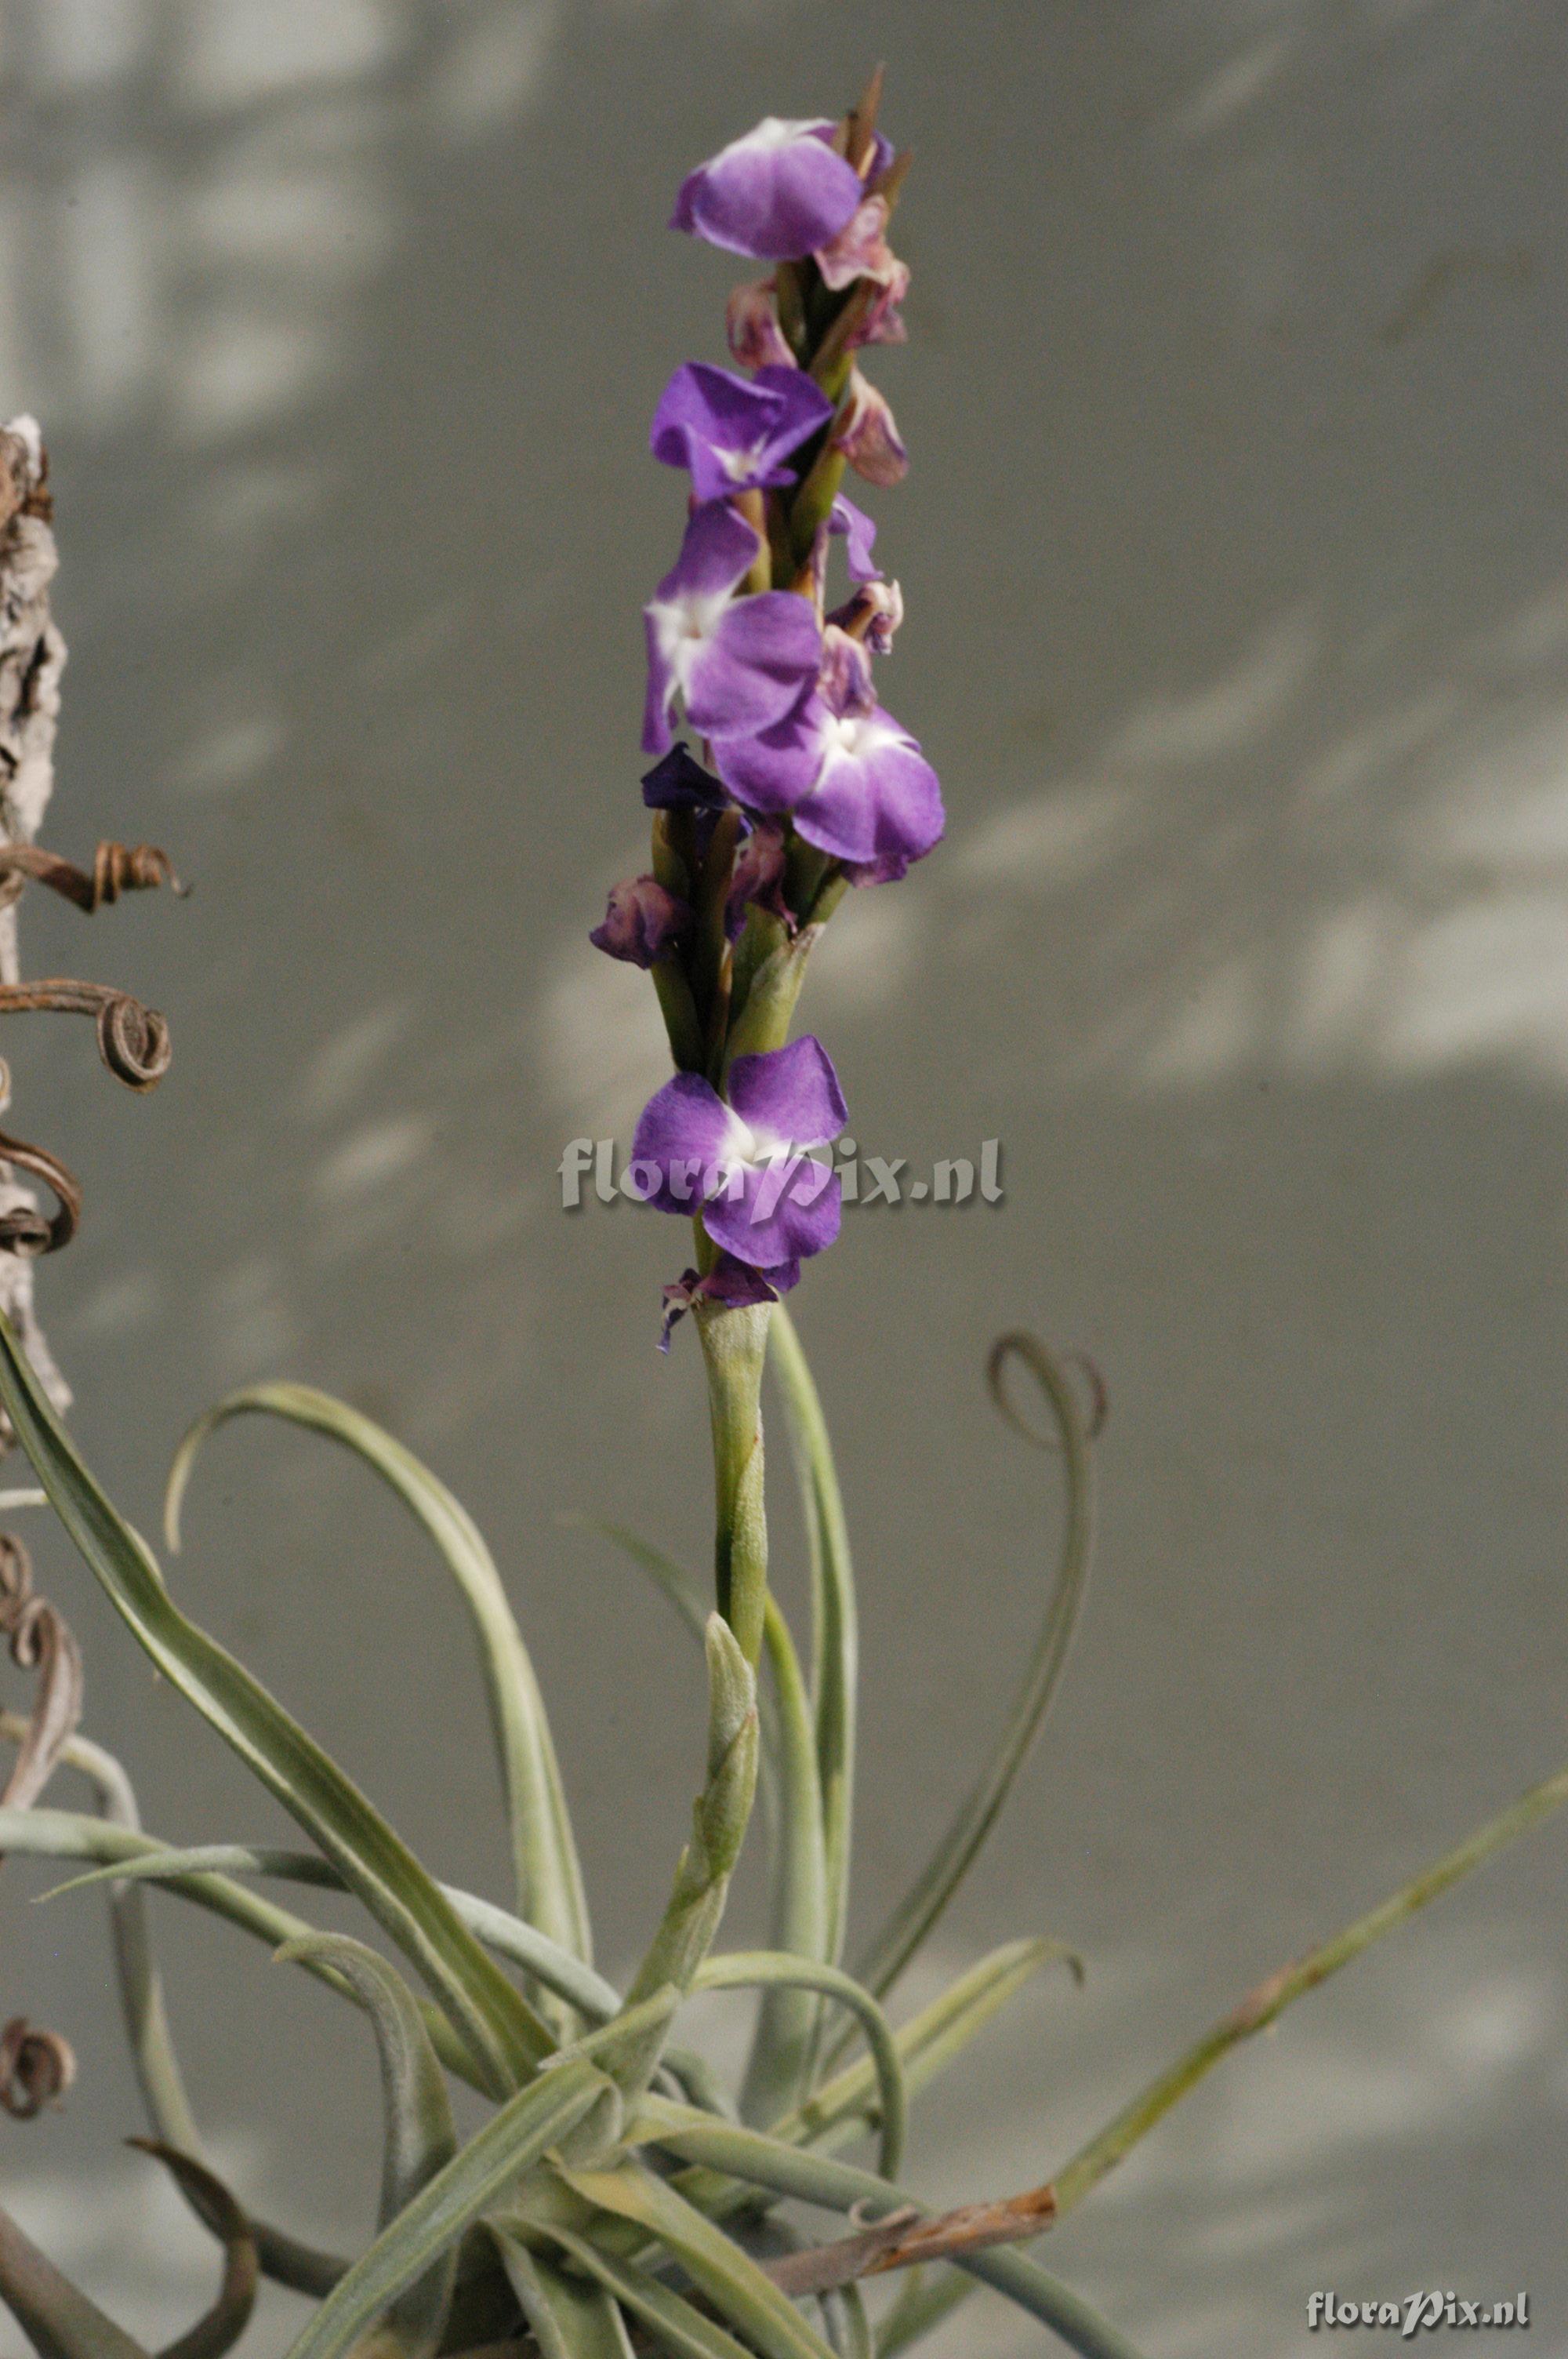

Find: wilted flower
651;362;832;504
642;503;821;755
833;367;908;487
658;1251;797;1351
848;259;911;348
726;278;796;373
630;1035;847;1271
671;118;863;262
725;819;793;940
590;874;691;968
829;575;905;656
815;193;900;293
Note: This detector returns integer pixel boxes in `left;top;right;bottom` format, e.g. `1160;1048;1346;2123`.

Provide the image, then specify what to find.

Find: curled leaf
127;2144;257;2359
848;1332;1096;2008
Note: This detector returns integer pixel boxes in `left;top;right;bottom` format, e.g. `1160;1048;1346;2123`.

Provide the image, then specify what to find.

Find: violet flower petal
651;362;830;504
705;1154;842;1270
712;690;827;812
631;1071;746;1213
829;493;880;581
642;502;765;754
728;1034;848;1153
685;591;822;741
792;705;945;873
819;624;877;719
672;118;863;262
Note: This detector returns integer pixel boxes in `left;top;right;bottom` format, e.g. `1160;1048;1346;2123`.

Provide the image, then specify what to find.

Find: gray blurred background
0;2;1566;2352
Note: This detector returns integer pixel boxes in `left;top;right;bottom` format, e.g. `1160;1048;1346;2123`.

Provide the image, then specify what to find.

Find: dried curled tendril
0;1532;82;1813
0;1130;80;1256
0;838;185;915
0;978;172;1091
0;2016;75;2118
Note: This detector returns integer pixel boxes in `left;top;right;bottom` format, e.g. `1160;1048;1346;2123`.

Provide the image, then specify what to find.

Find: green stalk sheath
769;1307;856;1969
694;1301;771;1668
739;1601;829;2132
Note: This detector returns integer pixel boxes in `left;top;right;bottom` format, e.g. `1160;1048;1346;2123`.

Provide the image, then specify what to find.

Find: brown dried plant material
0;2018;75;2118
0;1532;82;1813
0;839;184;915
764;2180;1059;2299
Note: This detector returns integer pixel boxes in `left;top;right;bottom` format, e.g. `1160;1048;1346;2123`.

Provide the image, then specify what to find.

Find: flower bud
590;875;691;969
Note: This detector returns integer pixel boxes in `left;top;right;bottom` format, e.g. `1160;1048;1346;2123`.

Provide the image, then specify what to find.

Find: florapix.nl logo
557;1136;1004;1211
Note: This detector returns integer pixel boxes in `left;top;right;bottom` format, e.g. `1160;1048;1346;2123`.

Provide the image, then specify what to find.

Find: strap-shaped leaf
488;2225;634;2359
274;1936;457;2359
768;1309;855;1967
696;1954;903;2179
0;1314;547;2098
166;1384;590;1979
281;2056;612;2359
820;2281;871;2359
0;2205;149;2359
851;1335;1095;2006
957;2252;1147;2359
125;2146;257;2359
739;1598;828;2134
40;1842;623;2028
525;2223;755;2359
554;2161;837;2359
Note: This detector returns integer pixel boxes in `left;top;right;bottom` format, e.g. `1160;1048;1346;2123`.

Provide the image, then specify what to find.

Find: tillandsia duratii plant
3;76;1568;2359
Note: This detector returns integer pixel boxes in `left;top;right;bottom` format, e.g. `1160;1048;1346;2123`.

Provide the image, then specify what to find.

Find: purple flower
590;874;691;968
833;368;908;487
672;118;864;262
651;362;832;505
630;1035;846;1271
643;503;822;756
714;630;943;880
658;1251;797;1352
727;278;796;373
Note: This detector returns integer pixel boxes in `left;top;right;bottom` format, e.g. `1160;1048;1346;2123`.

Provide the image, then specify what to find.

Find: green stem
694;1299;772;1669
